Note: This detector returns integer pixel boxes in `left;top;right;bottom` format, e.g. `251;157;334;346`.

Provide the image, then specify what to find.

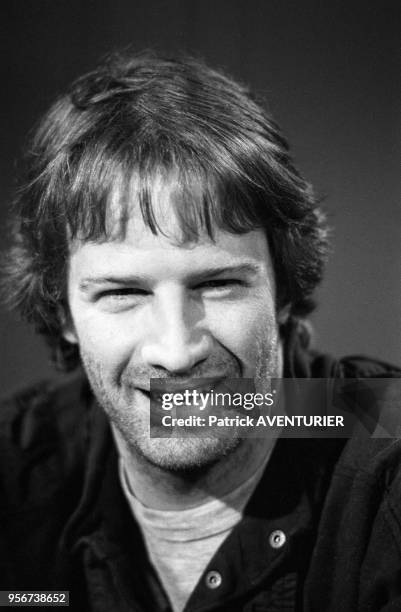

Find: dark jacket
1;343;401;611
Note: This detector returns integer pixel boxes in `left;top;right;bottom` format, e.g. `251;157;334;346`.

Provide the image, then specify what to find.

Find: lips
135;378;235;417
137;376;228;397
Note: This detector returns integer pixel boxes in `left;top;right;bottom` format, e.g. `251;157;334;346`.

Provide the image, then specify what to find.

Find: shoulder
309;350;401;548
305;354;401;608
337;353;401;378
0;370;91;515
307;349;401;379
0;368;91;453
323;352;401;480
0;371;97;590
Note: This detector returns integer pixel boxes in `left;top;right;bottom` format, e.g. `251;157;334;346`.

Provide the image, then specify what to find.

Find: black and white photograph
0;2;400;610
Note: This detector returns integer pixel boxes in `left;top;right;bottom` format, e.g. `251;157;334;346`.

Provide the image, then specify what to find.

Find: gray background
1;0;400;396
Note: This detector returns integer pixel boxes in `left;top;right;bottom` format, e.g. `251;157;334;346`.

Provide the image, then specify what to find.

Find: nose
140;286;212;374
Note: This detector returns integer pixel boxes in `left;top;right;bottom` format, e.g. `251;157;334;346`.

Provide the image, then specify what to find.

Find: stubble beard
80;325;281;473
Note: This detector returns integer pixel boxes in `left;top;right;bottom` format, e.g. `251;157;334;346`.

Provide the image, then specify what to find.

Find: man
1;51;400;611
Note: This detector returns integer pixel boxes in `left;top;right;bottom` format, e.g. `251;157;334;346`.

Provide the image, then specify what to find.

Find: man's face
66;178;283;471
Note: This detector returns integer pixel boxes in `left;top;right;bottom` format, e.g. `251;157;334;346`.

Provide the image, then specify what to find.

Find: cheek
205;294;277;367
72;312;138;374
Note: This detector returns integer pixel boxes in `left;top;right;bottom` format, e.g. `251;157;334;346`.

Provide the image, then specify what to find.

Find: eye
95;287;150;310
98;288;149;299
195;279;245;294
199;279;242;287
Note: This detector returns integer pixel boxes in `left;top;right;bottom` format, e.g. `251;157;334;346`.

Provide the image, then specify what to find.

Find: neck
112;427;275;510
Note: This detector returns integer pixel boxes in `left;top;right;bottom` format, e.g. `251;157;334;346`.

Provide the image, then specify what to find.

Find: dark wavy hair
3;50;329;370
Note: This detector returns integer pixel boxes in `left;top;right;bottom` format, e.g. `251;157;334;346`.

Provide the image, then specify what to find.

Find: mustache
120;352;241;386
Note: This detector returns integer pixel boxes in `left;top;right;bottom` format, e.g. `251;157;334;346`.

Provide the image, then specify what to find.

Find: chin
130;436;241;474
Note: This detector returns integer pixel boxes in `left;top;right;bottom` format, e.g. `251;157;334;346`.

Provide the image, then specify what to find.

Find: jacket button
269;529;286;549
205;570;222;589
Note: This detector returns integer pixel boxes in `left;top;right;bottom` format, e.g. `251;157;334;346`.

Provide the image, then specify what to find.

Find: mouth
136;377;228;404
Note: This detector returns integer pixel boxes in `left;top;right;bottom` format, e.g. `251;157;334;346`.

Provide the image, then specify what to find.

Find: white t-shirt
118;450;271;612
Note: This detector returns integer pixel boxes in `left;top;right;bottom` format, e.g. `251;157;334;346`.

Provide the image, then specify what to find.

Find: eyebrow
78;263;261;291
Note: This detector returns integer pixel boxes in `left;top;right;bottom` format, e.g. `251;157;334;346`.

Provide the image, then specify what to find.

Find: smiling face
65;177;283;471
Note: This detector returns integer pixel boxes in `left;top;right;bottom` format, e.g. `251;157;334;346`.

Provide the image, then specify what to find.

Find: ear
58;306;79;345
63;326;79;345
277;304;291;326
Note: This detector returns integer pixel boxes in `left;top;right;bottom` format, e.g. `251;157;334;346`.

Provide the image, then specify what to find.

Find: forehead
69;173;273;279
111;171;199;243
